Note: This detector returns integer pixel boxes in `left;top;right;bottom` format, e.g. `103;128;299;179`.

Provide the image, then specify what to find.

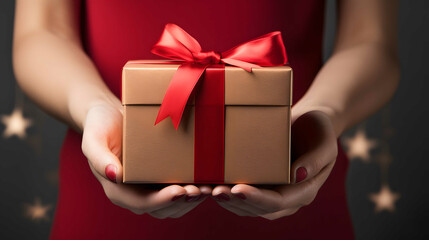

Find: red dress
50;0;355;239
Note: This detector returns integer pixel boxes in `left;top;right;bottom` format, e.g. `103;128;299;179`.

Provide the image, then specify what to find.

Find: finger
216;199;269;216
82;127;122;183
168;194;210;218
93;170;186;214
269;161;335;211
183;184;202;200
291;145;337;184
213;184;286;213
212;185;274;215
260;207;300;220
166;185;213;218
211;184;232;198
148;185;204;219
220;182;310;218
197;185;213;195
214;154;336;218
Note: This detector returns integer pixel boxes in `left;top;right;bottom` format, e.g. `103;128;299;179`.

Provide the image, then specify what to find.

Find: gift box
122;60;292;184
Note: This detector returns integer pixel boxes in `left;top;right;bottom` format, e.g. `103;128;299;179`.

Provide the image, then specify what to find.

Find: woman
12;0;399;239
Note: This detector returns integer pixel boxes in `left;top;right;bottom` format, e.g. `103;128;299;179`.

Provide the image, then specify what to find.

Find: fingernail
232;192;247;200
185;194;202;202
213;193;230;202
171;194;185;202
105;164;117;183
295;167;307;183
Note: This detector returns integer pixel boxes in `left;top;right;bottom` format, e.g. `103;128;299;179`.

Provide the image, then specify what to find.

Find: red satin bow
152;23;288;129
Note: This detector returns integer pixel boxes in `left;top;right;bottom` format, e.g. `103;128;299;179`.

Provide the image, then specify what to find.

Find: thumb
82;129;123;183
290;111;337;184
291;146;336;184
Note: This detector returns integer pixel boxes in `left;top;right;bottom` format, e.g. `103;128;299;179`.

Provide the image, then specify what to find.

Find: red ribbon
152;23;288;129
194;65;225;183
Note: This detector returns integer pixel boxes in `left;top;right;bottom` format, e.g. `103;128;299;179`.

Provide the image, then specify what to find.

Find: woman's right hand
81;101;212;218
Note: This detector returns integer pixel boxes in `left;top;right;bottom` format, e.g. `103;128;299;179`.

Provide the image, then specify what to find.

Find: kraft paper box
122;60;292;184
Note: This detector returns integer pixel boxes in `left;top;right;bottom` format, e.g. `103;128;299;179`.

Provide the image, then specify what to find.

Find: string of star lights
1;86;53;221
2;85;401;222
342;106;400;213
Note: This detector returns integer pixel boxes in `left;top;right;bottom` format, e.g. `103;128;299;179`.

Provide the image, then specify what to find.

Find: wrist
68;88;121;132
291;100;344;138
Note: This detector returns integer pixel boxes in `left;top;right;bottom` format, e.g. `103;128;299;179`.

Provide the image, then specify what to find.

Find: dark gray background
1;1;428;239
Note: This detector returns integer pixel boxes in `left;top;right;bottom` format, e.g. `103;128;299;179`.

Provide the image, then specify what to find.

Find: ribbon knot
192;51;221;65
151;24;288;129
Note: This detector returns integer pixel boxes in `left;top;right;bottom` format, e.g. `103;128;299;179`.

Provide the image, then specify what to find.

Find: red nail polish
171;194;185;202
213;193;230;201
233;192;247;200
105;164;117;183
296;167;307;183
185;195;201;202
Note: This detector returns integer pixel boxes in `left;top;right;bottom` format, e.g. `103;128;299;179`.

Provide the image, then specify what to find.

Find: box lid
122;60;292;106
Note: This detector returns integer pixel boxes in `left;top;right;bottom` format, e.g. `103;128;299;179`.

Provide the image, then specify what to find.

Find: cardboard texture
122;60;292;184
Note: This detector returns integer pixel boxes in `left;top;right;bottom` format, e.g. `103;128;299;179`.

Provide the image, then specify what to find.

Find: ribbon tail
154;63;208;130
221;58;261;72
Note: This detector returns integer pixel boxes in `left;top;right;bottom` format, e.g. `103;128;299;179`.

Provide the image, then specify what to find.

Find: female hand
81;102;212;218
210;110;338;220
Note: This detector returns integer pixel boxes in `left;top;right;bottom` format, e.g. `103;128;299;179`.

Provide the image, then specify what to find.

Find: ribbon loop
151;24;288;128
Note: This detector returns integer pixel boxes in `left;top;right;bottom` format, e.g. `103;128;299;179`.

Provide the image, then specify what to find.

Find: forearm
292;42;400;137
13;30;120;133
12;0;121;133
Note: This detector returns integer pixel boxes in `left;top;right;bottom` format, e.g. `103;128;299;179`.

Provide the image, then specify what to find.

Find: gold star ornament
24;198;52;221
369;185;400;213
1;108;32;139
342;129;377;162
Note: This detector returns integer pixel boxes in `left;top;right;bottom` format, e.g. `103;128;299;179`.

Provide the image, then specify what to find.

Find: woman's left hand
211;110;338;220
